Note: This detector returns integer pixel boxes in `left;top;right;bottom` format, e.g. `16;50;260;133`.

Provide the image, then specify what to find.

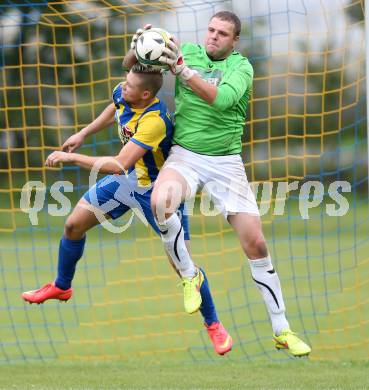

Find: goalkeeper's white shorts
162;145;260;219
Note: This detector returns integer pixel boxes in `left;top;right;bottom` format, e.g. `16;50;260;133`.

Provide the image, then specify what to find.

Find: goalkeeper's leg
229;212;311;357
131;190;232;356
151;168;202;314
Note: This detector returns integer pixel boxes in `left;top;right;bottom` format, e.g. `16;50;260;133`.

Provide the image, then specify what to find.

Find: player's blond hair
131;64;163;98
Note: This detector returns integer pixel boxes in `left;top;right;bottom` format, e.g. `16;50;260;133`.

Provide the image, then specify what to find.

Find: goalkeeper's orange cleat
205;322;233;355
21;283;72;304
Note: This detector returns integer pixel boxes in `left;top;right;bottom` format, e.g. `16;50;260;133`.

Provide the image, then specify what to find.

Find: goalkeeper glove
130;24;152;51
159;39;197;81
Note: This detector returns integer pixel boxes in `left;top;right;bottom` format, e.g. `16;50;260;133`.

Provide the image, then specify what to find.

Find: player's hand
62;132;85;152
130;24;152;51
159;38;197;81
45;151;73;167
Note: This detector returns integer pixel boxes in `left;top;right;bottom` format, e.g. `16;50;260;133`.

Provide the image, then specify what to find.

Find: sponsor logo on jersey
202;69;223;86
180;67;223;88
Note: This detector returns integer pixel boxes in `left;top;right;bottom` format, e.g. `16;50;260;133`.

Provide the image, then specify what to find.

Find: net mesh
0;0;368;362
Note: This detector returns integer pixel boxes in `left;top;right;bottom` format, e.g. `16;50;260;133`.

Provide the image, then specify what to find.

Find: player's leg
22;174;130;304
151;167;197;277
199;267;232;355
228;212;311;357
199;153;310;356
165;241;230;347
54;198;100;291
151;166;202;314
228;212;289;332
141;190;232;355
165;248;220;327
21;198;101;304
204;155;290;334
169;249;232;355
179;208;230;354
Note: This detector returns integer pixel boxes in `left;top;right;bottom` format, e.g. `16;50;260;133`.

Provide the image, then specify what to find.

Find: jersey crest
119;123;136;145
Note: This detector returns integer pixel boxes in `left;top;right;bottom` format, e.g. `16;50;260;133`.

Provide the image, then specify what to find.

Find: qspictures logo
19;158;351;234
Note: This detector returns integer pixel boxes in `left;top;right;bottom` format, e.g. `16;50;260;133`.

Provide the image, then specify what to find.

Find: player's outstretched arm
122;49;137;70
62;103;116;153
122;24;152;70
45;140;147;175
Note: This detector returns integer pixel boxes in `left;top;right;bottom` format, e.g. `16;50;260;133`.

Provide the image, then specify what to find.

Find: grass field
1;360;369;389
1;196;369;388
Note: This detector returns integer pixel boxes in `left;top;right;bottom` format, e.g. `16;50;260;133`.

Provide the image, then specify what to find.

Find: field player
21;64;232;356
124;12;311;357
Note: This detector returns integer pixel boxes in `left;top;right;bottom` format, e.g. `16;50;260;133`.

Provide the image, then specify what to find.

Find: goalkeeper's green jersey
173;43;253;155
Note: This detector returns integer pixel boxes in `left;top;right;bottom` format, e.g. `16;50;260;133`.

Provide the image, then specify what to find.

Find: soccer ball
135;28;170;69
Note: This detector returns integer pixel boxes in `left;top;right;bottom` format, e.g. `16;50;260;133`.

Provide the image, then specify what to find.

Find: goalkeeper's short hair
211;11;241;37
131;63;163;98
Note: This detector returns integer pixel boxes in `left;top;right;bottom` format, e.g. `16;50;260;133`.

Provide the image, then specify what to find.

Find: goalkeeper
124;11;311;357
21;64;232;356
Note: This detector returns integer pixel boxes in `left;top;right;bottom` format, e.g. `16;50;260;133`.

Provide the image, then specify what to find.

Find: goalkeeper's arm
159;40;251;109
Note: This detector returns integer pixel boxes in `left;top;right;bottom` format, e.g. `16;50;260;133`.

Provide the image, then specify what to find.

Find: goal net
0;0;367;362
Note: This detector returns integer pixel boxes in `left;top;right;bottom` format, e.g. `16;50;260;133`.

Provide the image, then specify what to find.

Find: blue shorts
83;174;190;240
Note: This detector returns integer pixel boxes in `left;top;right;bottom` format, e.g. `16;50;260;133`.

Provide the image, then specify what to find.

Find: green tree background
0;0;366;188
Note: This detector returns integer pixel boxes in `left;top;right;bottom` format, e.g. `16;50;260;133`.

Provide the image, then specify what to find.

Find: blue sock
199;268;219;326
55;236;86;290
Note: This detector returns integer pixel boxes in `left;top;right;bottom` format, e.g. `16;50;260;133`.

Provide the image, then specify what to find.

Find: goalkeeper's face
205;17;239;60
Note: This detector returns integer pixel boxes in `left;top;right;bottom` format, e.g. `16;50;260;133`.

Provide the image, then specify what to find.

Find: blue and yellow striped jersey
112;82;174;187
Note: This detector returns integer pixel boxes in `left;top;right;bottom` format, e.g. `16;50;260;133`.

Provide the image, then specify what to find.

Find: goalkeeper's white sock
156;213;196;279
249;256;290;335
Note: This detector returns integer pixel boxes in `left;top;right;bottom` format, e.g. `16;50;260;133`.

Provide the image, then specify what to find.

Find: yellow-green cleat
182;269;204;314
273;329;311;357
